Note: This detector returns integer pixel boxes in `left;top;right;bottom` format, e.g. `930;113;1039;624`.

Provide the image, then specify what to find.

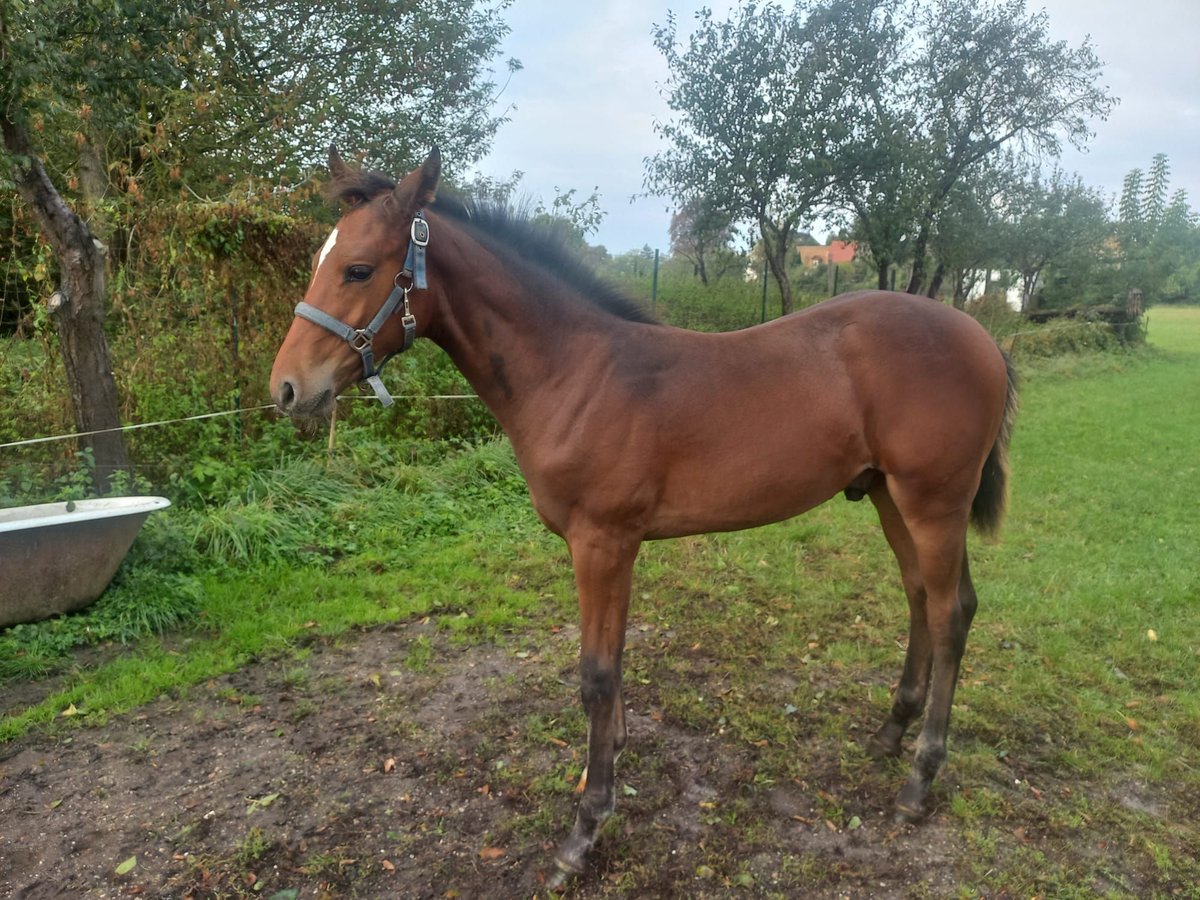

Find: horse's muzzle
271;377;334;420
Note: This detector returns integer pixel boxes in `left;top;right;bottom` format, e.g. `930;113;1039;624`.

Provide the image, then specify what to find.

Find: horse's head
270;147;441;418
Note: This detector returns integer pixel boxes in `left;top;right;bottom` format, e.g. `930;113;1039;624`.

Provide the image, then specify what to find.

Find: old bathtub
0;496;171;628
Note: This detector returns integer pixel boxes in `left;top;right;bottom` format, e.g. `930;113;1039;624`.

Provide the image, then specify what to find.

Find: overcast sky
477;0;1200;253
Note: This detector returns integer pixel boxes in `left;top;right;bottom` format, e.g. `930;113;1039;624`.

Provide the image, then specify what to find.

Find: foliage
600;248;876;333
899;0;1112;292
0;0;519;491
645;0;889;313
1108;154;1200;305
999;165;1110;312
647;0;1115;302
669;197;737;286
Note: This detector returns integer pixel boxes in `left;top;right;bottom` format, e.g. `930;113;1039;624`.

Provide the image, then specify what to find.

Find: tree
1112;154;1199;304
1001;166;1109;312
899;0;1113;293
2;0;515;487
0;0;212;483
925;159;1012;306
669;198;734;285
645;0;890;314
842;124;924;290
187;0;518;184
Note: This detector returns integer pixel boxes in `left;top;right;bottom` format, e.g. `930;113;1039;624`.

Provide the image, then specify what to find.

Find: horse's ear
393;147;441;212
328;144;348;181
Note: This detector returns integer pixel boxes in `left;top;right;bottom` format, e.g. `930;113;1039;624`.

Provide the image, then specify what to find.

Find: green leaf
115;855;137;875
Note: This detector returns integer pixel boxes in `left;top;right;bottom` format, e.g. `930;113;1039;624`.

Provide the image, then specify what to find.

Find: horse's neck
425;241;632;434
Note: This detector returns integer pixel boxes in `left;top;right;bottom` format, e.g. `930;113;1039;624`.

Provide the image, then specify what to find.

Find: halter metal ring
349;329;373;352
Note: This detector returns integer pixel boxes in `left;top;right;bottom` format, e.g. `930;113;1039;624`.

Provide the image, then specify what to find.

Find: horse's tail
971;351;1019;538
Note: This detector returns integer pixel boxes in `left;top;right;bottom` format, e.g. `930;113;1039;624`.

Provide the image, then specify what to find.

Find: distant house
798;240;857;267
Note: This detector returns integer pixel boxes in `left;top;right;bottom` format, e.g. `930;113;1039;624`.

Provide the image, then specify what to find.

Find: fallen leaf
479;847;505;860
383;758;396;774
381;859;396;872
115;856;138;876
246;792;280;814
1125;717;1140;732
1147;629;1158;642
61;704;79;718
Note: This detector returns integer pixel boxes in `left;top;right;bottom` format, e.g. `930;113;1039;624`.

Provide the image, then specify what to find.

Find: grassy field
2;308;1198;896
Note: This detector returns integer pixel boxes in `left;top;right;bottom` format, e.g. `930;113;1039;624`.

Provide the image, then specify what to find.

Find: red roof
798;240;857;266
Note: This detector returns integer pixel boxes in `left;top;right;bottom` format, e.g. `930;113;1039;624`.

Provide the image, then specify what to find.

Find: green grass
3;308;1199;894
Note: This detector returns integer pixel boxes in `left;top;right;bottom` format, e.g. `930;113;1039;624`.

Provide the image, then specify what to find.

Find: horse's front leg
551;529;639;884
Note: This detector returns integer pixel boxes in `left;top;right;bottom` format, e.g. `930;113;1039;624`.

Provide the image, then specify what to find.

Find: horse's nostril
277;380;296;412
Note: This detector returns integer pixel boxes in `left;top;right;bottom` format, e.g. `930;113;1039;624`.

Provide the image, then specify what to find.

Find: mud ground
0;622;1177;898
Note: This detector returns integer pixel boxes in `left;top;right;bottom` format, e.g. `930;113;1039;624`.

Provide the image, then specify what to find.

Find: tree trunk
905;220;931;294
1020;270;1041;314
926;261;946;299
760;219;794;315
876;259;890;290
951;268;969;309
3;117;130;488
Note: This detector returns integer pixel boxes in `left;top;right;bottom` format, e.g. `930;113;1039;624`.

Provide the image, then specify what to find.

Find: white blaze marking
316;227;339;273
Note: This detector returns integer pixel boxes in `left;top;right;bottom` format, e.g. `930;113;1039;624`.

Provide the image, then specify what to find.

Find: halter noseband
293;211;429;407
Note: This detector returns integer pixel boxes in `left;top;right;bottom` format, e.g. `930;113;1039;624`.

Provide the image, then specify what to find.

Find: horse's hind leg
890;505;973;822
867;484;933;759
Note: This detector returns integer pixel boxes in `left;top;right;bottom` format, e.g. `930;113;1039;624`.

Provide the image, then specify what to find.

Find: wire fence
0;395;480;451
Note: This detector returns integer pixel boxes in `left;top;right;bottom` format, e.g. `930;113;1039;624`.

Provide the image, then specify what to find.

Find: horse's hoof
866;733;901;760
546;854;583;892
893;802;924;824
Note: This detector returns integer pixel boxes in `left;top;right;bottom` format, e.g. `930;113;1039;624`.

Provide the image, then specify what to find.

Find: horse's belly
645;449;856;539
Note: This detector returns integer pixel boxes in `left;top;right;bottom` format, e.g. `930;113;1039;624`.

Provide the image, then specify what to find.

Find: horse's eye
346;265;373;283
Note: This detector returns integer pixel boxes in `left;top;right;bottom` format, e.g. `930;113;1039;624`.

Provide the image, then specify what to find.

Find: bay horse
270;148;1017;883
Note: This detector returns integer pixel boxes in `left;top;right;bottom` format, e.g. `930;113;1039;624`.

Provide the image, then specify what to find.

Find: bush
1005;320;1121;359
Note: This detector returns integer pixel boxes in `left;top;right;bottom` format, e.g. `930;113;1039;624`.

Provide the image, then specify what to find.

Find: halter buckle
349;329;373;353
411;215;429;247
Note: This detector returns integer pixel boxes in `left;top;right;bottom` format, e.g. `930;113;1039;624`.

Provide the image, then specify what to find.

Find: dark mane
326;167;656;325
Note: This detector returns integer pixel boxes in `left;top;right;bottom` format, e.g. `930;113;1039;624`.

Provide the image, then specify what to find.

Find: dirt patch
0;623;1179;898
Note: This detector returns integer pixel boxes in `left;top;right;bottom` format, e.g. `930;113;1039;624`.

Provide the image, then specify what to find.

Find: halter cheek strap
293;211;428;407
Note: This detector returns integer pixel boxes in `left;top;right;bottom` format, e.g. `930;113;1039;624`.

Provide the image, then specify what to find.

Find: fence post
327;400;338;456
761;257;769;323
651;248;659;316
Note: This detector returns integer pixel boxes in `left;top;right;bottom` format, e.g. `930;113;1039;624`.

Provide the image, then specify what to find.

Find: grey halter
293;211;429;406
